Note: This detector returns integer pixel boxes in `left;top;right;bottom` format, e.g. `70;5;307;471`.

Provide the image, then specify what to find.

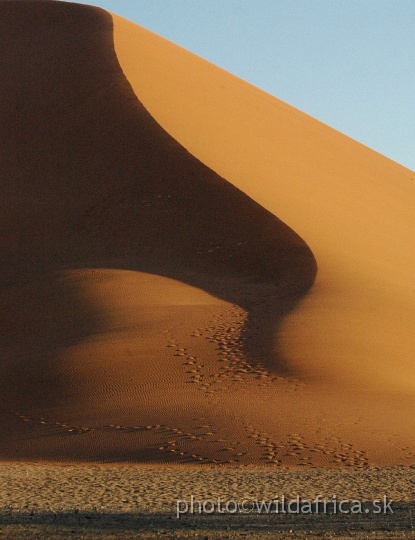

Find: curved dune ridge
0;1;414;466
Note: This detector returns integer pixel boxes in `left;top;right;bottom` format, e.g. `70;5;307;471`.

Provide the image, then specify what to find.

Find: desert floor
1;464;415;539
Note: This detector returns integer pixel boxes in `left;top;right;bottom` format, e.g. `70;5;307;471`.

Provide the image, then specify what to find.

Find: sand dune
112;13;415;394
0;1;414;466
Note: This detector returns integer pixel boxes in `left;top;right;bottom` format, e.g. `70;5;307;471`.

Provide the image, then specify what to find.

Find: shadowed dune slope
0;1;319;462
0;1;315;295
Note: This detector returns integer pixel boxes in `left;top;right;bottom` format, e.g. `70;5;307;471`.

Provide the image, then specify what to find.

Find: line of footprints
164;306;284;399
9;410;250;464
246;425;370;468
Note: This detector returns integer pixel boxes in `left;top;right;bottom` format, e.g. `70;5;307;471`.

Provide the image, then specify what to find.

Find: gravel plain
1;463;415;538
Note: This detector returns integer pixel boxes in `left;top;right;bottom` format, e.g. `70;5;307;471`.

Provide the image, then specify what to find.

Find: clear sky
78;0;414;171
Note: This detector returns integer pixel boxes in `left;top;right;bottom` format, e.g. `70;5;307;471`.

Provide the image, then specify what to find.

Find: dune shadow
0;1;316;395
0;503;413;536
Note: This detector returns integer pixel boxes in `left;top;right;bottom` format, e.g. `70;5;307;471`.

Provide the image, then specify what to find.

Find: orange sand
0;1;414;467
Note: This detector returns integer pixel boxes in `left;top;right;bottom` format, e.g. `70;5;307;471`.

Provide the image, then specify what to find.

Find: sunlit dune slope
113;14;415;395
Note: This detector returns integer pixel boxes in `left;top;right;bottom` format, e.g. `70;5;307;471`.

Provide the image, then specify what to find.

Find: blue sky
80;0;414;171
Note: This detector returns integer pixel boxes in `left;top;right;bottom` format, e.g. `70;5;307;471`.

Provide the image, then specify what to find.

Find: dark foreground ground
1;464;414;539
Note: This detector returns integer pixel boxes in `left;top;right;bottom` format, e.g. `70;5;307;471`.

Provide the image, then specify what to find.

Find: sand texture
0;0;414;469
